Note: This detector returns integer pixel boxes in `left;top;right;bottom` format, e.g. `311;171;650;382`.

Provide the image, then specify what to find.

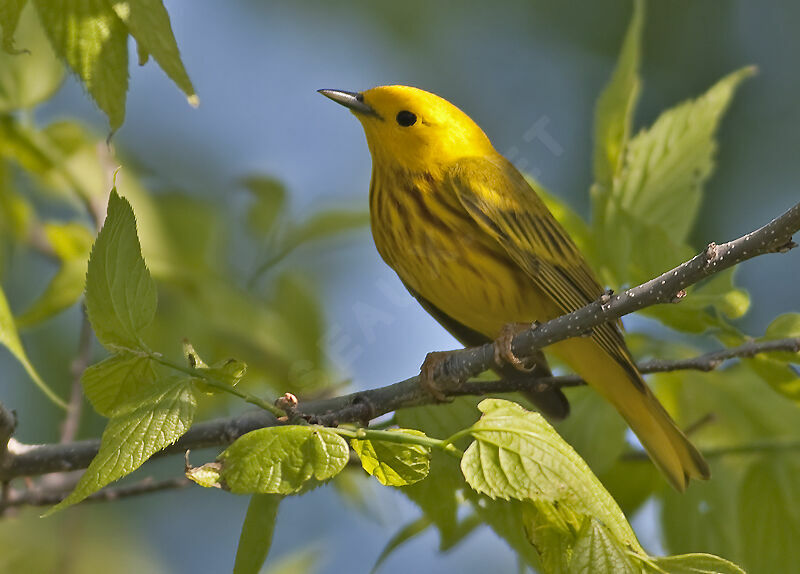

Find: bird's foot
493;322;538;372
419;351;457;402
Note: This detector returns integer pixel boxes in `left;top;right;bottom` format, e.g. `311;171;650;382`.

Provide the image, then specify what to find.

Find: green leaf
254;207;369;277
81;353;157;416
15;221;93;328
85;189;157;350
243;175;287;237
0;3;64;108
289;209;370;246
737;459;800;573
650;553;746;574
264;550;320;574
753;313;800;379
371;516;432;574
598;457;661;517
135;191;224;278
594;207;693;291
395;397;478;547
0;507;173;572
593;205;748;334
46;377;197;514
554;387;627;476
0;284;66;408
524;498;744;574
521;500;646;574
220;426;349;495
592;0;643;188
521;499;583;574
0;114;52;176
765;312;800;339
331;468;380;522
45;220;95;259
40;120;109;200
592;65;755;317
15;259;85;328
33;0;129;129
473;497;542;570
0;0;27;53
110;0;197;106
749;359;800;401
0;165;32;243
460;398;640;549
181;340;247;394
569;517;640;574
135;36;148;64
271;273;329;394
746;322;800;402
397;448;463;547
605;67;755;244
207;358;247;386
234;494;281;574
351;429;431;486
643;269;750;334
185;461;222;488
682;269;750;320
660;364;800;571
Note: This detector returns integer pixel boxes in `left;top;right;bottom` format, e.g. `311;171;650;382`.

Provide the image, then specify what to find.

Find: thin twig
622;438;800;461
4;476;191;508
60;309;93;444
636;338;800;373
683;413;718;438
0;402;15;516
0;402;15;460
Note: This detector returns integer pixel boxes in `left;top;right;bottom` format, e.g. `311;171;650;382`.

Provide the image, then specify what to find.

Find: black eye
396;110;417;127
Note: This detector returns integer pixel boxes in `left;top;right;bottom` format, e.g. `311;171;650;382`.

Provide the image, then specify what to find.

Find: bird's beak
318;89;380;118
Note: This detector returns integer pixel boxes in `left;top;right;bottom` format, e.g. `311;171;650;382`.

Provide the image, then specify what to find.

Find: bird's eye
396;110;417;127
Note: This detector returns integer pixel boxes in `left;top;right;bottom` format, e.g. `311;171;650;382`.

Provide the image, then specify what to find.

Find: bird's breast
369;169;553;337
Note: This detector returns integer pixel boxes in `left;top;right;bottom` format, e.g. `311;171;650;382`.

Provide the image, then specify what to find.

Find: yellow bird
320;85;710;491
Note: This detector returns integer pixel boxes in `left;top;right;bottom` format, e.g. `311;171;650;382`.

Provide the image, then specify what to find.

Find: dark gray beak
318;89;379;118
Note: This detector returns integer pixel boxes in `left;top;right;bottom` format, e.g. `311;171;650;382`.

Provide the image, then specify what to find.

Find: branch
622;438;800;461
60;309;93;444
295;336;800;424
1;337;797;482
0;402;15;466
3;476;191;509
449;336;800;393
0;410;276;481
0;201;797;485
636;337;800;374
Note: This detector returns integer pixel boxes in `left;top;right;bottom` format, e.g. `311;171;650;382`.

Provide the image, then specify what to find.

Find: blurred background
1;0;799;572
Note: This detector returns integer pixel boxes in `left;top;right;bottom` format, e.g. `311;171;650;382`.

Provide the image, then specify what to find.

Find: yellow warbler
320;85;710;491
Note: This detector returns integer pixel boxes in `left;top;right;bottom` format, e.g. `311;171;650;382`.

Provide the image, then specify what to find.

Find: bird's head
319;85;495;174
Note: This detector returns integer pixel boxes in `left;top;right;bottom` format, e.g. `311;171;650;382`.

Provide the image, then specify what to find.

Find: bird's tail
554;338;710;492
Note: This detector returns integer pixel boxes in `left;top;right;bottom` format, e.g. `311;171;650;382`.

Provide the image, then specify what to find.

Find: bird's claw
493;322;537;372
419;351;454;402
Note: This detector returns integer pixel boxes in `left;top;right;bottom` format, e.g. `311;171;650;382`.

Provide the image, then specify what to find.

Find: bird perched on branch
320;85;710;491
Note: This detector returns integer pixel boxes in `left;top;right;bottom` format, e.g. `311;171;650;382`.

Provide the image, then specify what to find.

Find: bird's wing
447;155;640;382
